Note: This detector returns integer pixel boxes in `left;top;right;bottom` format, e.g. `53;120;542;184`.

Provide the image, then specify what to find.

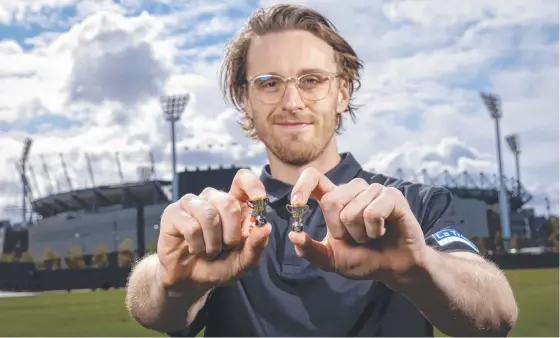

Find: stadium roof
32;180;171;218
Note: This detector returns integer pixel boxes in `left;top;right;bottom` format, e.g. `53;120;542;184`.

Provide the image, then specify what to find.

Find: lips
274;122;312;131
271;115;315;129
276;122;311;126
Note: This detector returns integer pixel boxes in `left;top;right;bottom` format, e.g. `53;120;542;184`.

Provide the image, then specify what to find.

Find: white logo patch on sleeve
431;229;479;253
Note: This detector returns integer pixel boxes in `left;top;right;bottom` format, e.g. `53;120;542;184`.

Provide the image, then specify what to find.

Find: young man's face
244;29;349;166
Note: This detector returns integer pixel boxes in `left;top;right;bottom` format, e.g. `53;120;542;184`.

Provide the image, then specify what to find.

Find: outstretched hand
288;168;428;282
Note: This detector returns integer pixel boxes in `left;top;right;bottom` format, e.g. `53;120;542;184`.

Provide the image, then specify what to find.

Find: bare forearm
125;254;212;332
391;248;518;337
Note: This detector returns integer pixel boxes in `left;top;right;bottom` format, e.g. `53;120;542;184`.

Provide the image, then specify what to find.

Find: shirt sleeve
418;186;481;255
379;174;481;255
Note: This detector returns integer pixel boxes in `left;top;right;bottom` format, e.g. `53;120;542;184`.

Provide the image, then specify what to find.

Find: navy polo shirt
170;153;480;337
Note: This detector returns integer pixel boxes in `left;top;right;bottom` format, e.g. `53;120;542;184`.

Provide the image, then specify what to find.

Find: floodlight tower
505;134;521;196
20;138;33;226
160;93;190;202
480;92;511;248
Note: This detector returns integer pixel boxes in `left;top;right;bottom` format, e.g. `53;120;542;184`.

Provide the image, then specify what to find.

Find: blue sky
0;0;558;222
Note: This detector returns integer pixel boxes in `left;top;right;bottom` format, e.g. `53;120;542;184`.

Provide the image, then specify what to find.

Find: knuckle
330;230;345;240
179;193;197;203
370;183;383;190
339;209;357;225
199;187;217;198
350;177;368;187
363;207;379;221
201;205;220;223
385;186;401;197
183;221;202;239
223;235;240;247
368;183;384;196
222;195;241;215
178;194;197;208
206;244;222;257
160;203;179;229
321;192;344;210
161;202;176;218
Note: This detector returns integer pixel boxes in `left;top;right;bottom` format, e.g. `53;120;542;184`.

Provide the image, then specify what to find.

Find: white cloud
0;0;558;223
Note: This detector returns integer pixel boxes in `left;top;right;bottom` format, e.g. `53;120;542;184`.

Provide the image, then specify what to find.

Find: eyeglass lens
251;73;332;103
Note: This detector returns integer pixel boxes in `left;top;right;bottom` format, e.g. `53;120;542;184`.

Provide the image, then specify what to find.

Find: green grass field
0;268;557;337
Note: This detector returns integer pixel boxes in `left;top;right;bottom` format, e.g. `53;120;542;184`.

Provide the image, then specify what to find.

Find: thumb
288;231;334;272
238;223;272;270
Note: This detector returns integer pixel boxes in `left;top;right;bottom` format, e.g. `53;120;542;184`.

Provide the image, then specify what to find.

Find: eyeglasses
247;72;340;104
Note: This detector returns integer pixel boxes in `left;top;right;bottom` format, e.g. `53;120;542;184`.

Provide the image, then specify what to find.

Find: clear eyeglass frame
247;71;340;104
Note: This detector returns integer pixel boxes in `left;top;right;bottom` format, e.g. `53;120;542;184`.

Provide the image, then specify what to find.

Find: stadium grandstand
0;150;554;266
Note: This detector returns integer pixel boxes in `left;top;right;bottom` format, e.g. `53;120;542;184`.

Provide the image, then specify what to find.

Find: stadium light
480;92;511;249
505;133;521;196
20;138;33;226
160;93;190;202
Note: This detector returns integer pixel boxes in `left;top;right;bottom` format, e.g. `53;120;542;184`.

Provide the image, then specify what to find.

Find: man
126;4;518;337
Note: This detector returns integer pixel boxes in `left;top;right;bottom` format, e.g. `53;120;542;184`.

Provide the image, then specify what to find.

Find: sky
0;0;558;223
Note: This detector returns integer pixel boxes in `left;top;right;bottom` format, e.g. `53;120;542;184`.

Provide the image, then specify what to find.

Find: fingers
363;187;408;238
200;188;242;248
170;187;245;259
238;223;272;270
340;183;384;243
179;194;222;258
161;195;206;254
288;231;333;272
320;178;369;240
291;167;336;206
229;169;267;203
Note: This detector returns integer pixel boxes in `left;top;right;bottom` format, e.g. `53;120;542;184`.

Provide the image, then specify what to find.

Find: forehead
246;30;337;77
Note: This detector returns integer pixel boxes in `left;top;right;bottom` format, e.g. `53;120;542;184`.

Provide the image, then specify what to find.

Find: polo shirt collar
260;153;363;204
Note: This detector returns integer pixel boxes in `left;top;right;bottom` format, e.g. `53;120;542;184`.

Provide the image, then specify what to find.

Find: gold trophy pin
247;197;270;228
286;204;310;232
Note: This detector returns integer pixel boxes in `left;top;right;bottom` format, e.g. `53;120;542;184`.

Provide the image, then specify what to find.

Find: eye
301;76;320;85
254;75;281;90
298;74;329;91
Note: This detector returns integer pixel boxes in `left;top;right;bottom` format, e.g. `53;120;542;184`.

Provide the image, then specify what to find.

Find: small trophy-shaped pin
286;204;310;232
247;198;270;228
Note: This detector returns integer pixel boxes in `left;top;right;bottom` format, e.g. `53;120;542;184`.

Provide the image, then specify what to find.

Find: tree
93;244;110;268
43;248;57;270
66;246;86;269
118;238;135;267
19;251;34;263
0;253;16;263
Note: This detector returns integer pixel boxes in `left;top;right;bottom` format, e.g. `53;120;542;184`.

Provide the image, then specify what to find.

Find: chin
278;154;317;166
270;143;326;166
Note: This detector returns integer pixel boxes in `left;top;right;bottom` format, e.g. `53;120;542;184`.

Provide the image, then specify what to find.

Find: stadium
0;149;554;265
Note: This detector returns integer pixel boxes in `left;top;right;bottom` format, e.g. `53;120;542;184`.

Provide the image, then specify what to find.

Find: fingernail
292;194;301;204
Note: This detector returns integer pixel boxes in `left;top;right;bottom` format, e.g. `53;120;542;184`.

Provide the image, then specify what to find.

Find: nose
281;82;305;111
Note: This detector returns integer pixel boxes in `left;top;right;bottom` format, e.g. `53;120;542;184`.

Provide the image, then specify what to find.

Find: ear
336;77;350;113
241;85;253;118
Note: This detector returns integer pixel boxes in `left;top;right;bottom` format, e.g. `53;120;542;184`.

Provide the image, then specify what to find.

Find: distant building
25;165;246;263
15;165;550;262
27;180;170;261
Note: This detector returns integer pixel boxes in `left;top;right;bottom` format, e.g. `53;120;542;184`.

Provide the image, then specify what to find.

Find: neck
267;138;341;186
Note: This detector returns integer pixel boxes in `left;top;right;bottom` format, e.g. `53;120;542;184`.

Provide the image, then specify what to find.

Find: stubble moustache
253;110;337;166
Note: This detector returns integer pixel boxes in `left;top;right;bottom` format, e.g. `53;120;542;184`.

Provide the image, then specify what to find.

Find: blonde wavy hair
219;4;364;140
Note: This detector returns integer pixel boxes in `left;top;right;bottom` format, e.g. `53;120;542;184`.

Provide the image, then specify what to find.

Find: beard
253;110;338;166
